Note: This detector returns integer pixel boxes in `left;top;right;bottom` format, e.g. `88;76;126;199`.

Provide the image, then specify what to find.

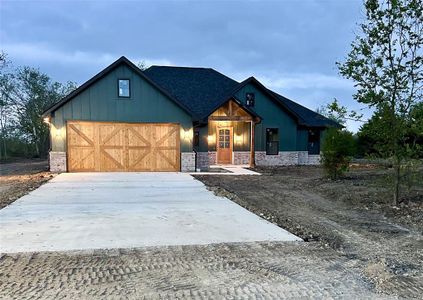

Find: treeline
0;52;77;160
319;99;423;160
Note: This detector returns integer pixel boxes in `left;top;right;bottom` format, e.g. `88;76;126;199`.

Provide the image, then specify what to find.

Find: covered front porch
193;99;260;170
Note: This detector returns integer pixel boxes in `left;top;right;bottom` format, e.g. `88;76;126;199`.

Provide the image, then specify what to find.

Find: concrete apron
0;173;301;253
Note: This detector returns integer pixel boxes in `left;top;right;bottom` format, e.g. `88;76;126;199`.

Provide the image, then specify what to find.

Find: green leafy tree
321;128;356;179
317;98;363;126
357;103;423;157
338;0;423;205
407;101;423;156
0;66;76;157
357;110;388;157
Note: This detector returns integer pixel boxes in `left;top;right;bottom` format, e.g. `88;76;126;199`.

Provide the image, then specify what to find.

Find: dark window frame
246;92;255;107
117;79;131;98
266;128;279;155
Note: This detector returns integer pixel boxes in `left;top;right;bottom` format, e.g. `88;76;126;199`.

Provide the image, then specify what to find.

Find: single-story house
42;56;340;172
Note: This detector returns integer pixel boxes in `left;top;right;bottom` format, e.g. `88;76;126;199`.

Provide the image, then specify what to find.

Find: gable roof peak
42;56;194;118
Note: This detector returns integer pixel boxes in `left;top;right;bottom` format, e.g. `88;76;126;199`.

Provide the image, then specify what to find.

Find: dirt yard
196;166;423;299
1;163;421;299
0;159;53;209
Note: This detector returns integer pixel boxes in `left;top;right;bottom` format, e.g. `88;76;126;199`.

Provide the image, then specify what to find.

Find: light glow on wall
181;127;193;141
183;129;191;140
234;134;242;144
207;134;215;144
54;126;63;138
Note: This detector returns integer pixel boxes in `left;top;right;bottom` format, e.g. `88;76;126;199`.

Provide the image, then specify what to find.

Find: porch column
250;121;256;168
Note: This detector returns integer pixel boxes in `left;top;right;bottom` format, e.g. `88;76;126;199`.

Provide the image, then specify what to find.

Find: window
308;129;320;154
266;128;279;155
118;79;130;97
246;92;255;107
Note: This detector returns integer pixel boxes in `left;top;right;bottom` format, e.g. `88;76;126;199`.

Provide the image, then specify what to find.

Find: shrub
321;128;356;179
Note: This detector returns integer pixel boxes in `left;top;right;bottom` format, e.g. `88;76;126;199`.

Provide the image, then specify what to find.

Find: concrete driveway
0;173;299;253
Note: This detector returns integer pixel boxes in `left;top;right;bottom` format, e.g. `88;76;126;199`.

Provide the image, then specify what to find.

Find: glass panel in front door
219;129;230;148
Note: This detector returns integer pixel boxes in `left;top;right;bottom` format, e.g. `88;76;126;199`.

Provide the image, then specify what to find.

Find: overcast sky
1;0;368;131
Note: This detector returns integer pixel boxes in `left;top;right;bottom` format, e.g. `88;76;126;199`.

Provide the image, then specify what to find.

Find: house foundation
233;151;251;165
255;151;299;166
195;151;320;170
50;150;320;173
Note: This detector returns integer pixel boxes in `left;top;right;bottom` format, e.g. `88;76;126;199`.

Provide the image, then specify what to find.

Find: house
42;56;340;172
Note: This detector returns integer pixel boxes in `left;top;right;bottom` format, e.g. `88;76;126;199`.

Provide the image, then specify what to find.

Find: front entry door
217;127;232;164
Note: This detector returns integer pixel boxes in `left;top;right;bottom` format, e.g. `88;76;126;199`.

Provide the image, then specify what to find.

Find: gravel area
0;242;388;299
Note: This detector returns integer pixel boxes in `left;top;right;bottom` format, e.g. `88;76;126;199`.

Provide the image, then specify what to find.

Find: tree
0;66;76;157
357;103;422;157
0;51;10;159
321;128;356;179
137;60;148;71
0;51;6;70
357;110;388;157
338;0;423;205
407;101;423;156
317;98;363;126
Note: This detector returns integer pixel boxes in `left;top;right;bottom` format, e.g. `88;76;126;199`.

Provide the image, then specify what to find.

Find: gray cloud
0;0;365;131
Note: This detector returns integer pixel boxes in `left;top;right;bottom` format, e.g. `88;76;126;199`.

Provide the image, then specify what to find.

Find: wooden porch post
250;121;256;168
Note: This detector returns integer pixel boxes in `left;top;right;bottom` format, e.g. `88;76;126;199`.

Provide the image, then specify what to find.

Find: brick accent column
49;151;67;172
181;152;196;172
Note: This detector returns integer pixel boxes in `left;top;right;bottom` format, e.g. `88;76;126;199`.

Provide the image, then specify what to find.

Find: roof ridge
209;68;240;85
147;65;212;70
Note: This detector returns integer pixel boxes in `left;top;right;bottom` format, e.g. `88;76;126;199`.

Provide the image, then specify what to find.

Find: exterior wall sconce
43;117;50;124
183;128;192;140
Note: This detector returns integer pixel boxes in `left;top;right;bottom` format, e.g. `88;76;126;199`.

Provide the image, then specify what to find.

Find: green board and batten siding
296;128;309;151
234;84;299;152
51;64;193;153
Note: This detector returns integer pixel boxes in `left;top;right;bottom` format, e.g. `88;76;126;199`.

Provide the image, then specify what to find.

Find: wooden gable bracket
208;100;255;121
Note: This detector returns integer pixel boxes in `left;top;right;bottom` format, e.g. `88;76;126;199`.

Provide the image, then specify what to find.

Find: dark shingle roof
144;66;239;119
145;65;340;127
267;90;342;128
44;56;340;128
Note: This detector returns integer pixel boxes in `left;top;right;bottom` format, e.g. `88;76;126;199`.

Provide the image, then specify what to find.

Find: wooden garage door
67;121;180;172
